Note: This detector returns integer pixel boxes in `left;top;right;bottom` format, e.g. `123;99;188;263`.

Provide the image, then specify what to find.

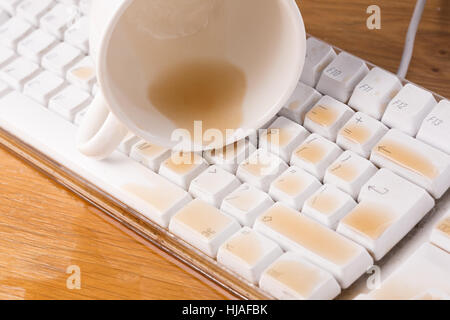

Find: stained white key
382;83;437;136
0;17;32;49
220;183;274;227
303;184;357;230
371;129;450;198
23;71;65;106
357;243;450;299
159;152;208;190
169;199;241;258
48;85;90;122
300;37;337;88
348;67;402;120
417;100;450;154
0;57;39;90
316;52;369;103
40;4;80;39
117;133;140;156
278;82;322;124
189;165;241;207
66;56;96;92
0;0;21;15
217;227;283;284
17;29;57;63
130;141;171;172
337;112;388;158
64;16;89;53
0;46;15;68
324;150;377;199
260;252;341;300
203;139;256;174
42;43;82;77
254;203;373;288
269;166;321;210
17;0;53;26
337;169;434;260
259;116;309;162
236;149;288;192
430;212;450;253
304;95;354;141
290;133;343;180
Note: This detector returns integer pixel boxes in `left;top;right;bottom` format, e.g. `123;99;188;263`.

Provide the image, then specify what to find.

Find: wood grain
0;1;449;300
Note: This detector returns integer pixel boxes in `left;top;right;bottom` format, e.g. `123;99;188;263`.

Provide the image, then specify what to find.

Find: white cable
397;0;427;78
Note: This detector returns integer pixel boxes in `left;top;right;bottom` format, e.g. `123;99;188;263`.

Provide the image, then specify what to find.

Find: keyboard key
0;91;193;229
16;0;53;26
17;29;57;63
189;165;241;207
259;116;309;162
259;252;341;300
236;149;288;192
67;56;96;92
290;133;343;180
64;15;89;53
417;100;450;154
130;140;171;172
169;199;241;257
382;83;437;136
337;112;388;158
356;243;450;299
24;71;65;106
0;56;39;90
269;166;321;210
0;46;15;68
217;227;283;284
324;150;377;199
42;42;82;76
48;85;90;122
203;139;256;174
303;184;357;229
40;3;80;39
371;129;450;198
254;203;373;288
117;133;140;156
0;17;32;49
159;152;208;190
300;37;337;88
337;169;434;260
0;0;21;15
304;95;354;141
220;183;274;227
430;212;450;253
278;82;322;123
316;52;369;103
349;67;402;120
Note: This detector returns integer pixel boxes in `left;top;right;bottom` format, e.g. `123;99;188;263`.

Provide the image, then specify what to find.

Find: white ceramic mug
77;0;306;159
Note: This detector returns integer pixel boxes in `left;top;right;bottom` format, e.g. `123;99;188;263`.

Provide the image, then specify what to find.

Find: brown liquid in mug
148;59;247;145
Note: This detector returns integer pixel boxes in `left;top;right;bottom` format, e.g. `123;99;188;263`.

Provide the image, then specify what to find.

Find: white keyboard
0;0;449;300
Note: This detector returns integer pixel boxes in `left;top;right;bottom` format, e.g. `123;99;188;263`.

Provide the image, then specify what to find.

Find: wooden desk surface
0;1;449;300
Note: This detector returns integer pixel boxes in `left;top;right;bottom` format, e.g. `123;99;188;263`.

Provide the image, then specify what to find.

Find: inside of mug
103;0;304;149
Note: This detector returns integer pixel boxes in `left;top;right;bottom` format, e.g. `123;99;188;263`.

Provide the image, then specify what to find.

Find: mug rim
96;0;306;150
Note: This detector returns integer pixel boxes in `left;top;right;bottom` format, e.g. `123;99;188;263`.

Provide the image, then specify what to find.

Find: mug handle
76;92;128;160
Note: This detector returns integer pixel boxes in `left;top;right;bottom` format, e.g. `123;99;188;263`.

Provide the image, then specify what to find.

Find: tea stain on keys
242;160;271;177
437;217;450;236
123;183;178;213
374;140;438;179
306;104;338;127
226;191;260;212
164;152;200;174
224;231;262;265
295;143;325;164
148;59;247;146
273;174;305;196
260;206;358;265
137;143;167;157
307;191;340;215
263;129;293;147
329;163;358;182
339;124;371;144
266;260;322;297
174;200;230;239
71;67;95;80
341;203;396;240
